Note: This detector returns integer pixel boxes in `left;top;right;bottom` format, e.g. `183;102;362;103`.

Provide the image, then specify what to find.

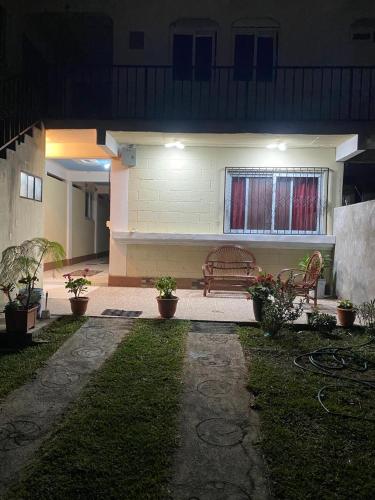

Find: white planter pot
317;279;326;299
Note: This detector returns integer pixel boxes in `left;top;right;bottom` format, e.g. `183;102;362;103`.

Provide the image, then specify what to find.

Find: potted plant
337;299;356;328
155;276;178;319
247;273;275;322
64;270;91;316
0;238;65;334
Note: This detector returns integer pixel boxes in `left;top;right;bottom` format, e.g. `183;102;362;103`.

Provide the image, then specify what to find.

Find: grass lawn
6;319;189;500
0;316;86;402
239;326;375;500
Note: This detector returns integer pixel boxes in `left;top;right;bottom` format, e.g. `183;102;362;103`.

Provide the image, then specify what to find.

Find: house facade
1;0;375;293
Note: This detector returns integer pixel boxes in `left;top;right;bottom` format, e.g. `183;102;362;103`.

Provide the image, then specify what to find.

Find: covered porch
43;258;337;322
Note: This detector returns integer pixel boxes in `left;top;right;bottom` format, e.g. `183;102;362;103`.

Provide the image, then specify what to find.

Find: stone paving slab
171;326;269;500
0;317;133;496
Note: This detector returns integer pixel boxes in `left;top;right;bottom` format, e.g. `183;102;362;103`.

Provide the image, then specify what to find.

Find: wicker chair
202;245;261;296
277;250;323;307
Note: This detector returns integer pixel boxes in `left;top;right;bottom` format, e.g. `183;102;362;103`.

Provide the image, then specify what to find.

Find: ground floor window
20;171;42;201
224;168;328;234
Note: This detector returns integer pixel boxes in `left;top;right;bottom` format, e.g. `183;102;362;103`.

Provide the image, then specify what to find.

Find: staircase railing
0;72;43;156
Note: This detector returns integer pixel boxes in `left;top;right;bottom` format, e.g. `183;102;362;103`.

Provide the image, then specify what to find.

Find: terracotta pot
337;307;356;328
69;297;89;316
5;306;37;334
252;298;265;322
157;297;179;319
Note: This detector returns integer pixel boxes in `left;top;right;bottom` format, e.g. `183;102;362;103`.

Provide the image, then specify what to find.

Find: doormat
190;321;237;334
68;270;102;277
101;309;143;318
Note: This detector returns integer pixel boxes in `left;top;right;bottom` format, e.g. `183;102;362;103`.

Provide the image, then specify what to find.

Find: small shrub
155;276;177;299
309;310;337;332
357;299;375;332
261;279;304;336
337;299;355;310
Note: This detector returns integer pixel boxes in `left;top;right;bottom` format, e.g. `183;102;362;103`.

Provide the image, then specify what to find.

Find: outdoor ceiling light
266;142;287;151
164;141;185;150
79;159;99;164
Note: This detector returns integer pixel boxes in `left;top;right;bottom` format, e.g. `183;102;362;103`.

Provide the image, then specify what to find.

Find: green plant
337;299;355;310
260;279;304;336
155;276;177;299
298;252;332;279
64;276;91;298
0;238;65;309
357;299;375;332
247;273;275;301
309;310;337;332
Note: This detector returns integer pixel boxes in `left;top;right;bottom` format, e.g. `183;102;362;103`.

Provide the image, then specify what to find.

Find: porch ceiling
108;131;356;150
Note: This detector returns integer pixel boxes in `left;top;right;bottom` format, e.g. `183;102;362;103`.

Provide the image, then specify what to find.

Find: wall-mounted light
266;142;287;151
103;162;110;170
164;141;185;150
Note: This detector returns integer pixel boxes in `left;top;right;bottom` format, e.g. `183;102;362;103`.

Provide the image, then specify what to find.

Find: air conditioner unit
120;144;136;167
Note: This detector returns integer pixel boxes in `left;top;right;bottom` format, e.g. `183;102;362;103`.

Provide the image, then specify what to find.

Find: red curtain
247;177;273;230
292;177;318;231
274;177;292;230
230;177;246;230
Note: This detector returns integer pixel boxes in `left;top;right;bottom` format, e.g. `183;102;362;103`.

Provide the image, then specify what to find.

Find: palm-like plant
0;238;65;308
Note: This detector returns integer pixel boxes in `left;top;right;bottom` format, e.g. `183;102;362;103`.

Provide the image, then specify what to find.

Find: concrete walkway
171;322;269;500
0;317;132;496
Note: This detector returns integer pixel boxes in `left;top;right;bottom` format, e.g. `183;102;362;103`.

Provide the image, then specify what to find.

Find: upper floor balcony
43;64;375;124
1;63;375;154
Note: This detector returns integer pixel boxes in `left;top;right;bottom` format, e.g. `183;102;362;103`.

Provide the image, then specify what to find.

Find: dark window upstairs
234;34;255;81
256;35;274;81
195;36;213;81
173;34;193;80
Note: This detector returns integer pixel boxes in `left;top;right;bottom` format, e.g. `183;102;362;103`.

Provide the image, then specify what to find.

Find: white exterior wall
43;175;67;253
0;128;45;251
110;145;342;280
4;0;375;74
0;127;45;304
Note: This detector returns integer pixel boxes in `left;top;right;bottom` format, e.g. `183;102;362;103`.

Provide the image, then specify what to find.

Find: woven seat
202;245;261;296
277;250;323;307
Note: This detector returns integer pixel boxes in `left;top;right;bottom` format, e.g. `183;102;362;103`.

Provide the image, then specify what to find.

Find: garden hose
294;337;375;420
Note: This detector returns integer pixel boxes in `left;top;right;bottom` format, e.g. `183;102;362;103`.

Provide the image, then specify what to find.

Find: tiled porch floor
44;259;337;323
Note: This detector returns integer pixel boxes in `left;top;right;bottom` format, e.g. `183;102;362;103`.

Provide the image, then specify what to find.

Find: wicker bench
202;245;261;296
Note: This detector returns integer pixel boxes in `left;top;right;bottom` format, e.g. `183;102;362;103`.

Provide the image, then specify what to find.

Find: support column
66;181;73;262
108;158;129;284
93;191;98;255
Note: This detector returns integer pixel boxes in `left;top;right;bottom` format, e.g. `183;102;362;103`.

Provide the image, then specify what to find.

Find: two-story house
1;0;374;294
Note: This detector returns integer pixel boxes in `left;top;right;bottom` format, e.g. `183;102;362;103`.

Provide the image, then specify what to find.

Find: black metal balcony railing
1;64;375;153
45;64;375;122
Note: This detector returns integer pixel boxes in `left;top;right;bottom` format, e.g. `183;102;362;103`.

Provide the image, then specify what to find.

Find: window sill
112;231;335;249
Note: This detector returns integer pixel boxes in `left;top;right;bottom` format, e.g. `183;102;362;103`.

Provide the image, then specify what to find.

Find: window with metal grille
224;168;328;235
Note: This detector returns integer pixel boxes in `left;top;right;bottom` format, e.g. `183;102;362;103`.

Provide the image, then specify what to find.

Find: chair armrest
202;263;212;277
277;268;304;280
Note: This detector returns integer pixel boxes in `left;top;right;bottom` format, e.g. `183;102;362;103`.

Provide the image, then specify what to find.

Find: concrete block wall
126;245;316;279
128;145;342;236
334;200;375;304
110;144;342;282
